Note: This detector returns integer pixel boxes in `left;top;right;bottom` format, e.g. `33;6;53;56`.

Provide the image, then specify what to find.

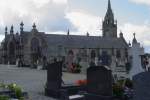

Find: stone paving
0;65;86;100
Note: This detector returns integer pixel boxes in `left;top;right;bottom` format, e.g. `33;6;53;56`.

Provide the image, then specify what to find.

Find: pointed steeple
108;0;111;11
5;26;8;36
128;41;131;46
67;29;69;35
10;25;14;34
132;33;137;44
20;21;24;33
102;0;117;38
32;23;36;29
86;32;89;36
119;31;123;38
105;0;114;23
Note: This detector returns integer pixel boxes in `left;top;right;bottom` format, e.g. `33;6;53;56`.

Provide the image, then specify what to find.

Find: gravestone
86;66;112;100
133;72;150;100
45;61;62;98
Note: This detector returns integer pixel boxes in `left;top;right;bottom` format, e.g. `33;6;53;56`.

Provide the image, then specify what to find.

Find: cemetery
0;47;149;100
1;51;150;100
0;62;134;100
44;60;136;100
0;0;149;99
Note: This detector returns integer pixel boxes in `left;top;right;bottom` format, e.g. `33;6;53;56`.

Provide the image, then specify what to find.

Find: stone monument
129;33;145;79
85;66;112;100
45;61;62;98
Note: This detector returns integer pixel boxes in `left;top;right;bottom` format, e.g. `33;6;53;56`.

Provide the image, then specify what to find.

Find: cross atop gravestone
87;66;112;96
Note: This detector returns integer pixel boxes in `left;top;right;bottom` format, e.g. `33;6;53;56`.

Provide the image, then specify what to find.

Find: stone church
0;0;131;79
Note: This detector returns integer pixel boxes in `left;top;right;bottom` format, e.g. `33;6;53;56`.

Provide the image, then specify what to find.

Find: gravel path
0;65;86;100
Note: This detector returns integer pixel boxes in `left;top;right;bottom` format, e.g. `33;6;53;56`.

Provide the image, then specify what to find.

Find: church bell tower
102;0;117;38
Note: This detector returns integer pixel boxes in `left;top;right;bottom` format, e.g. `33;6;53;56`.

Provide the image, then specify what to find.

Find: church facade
0;0;131;79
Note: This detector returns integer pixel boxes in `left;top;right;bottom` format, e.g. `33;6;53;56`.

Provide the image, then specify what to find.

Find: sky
0;0;150;52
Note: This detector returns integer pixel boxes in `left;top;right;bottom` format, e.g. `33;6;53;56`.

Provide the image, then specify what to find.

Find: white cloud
53;0;68;4
0;0;71;33
120;22;150;52
129;0;150;5
66;11;102;36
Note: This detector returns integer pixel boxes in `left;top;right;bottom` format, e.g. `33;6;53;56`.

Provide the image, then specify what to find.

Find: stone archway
30;37;42;67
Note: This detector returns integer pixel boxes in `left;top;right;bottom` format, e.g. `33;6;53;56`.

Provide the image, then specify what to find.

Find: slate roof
45;34;129;49
2;31;129;49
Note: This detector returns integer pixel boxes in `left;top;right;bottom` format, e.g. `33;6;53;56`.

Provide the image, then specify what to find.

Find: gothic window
100;50;111;66
102;51;108;55
31;38;40;52
57;45;62;56
125;49;128;58
116;50;121;58
30;38;41;63
8;41;16;64
111;48;114;56
68;50;74;55
91;50;96;59
9;42;15;57
80;49;87;57
67;50;74;67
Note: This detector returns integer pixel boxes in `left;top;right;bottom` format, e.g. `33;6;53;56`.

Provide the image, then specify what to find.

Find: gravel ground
0;65;86;100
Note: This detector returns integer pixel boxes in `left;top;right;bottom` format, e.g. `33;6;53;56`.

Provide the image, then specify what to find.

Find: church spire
102;0;117;38
108;0;111;10
105;0;114;22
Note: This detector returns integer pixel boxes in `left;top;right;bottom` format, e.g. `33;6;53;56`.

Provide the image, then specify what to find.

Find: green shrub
19;97;24;100
0;83;6;88
113;83;124;97
0;95;9;100
8;83;23;99
0;83;24;99
15;86;22;99
117;79;125;86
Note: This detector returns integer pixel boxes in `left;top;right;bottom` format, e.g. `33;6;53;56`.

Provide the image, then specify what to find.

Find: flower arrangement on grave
0;83;27;100
70;63;82;73
113;78;134;99
113;81;123;97
8;83;23;99
76;79;87;86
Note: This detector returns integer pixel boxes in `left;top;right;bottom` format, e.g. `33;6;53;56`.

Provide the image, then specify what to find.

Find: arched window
30;38;41;63
116;50;121;58
8;41;16;64
9;42;15;57
91;50;96;59
68;50;74;55
31;38;40;52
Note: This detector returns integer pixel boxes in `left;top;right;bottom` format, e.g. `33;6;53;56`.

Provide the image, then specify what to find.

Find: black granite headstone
133;72;150;100
45;61;62;97
87;66;112;96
